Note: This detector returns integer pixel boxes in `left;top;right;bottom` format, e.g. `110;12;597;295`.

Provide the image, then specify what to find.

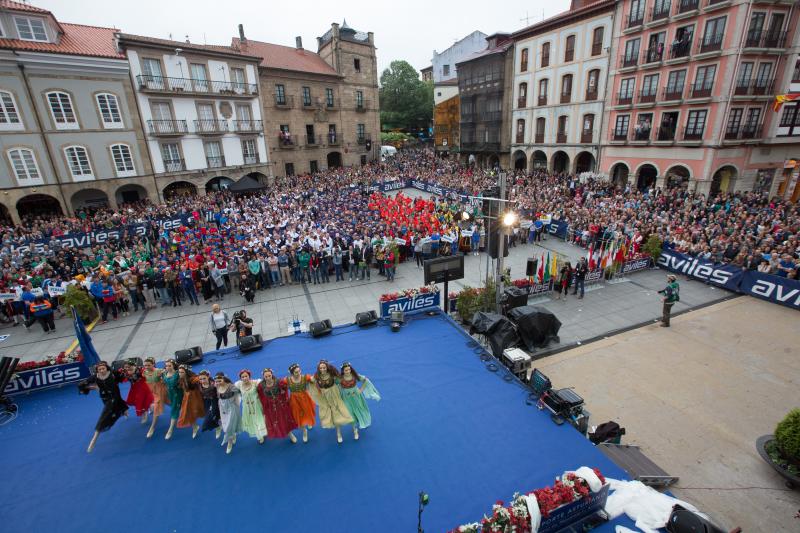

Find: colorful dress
257;379;298;439
163;372;183;421
178;376;206;428
83;372;129;432
338;375;380;429
143;367;168;416
313;374;353;429
200;382;221;432
123;368;154;417
217;385;241;442
236;380;268;439
286;375;316;428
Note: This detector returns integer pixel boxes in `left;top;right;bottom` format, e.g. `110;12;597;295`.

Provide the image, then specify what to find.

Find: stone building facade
236;21;380;176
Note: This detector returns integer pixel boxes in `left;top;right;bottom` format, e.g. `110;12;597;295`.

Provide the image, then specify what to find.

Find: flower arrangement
512;278;533;289
15;351;84;372
379;284;439;302
449;468;606;533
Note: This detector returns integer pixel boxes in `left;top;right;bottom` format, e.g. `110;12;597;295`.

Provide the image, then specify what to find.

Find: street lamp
502;211;518;227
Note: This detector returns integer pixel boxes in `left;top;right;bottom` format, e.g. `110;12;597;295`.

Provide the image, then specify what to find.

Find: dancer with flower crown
177;365;205;438
338;362;380;440
198;370;222;439
215;372;241;454
310;360;353;444
257;368;298;444
122;359;154;425
235;369;267;444
142;357;168;439
285;363;316;443
79;361;129;453
162;359;183;440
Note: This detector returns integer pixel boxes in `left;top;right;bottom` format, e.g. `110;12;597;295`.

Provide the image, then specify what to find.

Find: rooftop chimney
295;36;303;50
238;24;246;43
570;0;596;9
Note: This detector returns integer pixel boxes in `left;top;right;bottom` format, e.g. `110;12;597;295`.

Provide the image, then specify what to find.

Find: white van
380;145;397;160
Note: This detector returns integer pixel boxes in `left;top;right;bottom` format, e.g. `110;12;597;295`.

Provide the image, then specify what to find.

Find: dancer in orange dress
285;363;316;443
177;365;206;438
142;357;168;439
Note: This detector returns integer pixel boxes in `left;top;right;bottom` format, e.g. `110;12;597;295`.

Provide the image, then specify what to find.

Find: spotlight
502;212;518;227
461;211;470;221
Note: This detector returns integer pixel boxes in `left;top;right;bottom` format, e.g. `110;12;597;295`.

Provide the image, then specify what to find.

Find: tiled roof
117;33;259;60
0;0;50;14
0;23;124;59
512;0;614;40
232;38;340;76
457;41;513;65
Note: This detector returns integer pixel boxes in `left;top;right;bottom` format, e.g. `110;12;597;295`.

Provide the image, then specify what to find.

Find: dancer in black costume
79;361;129;453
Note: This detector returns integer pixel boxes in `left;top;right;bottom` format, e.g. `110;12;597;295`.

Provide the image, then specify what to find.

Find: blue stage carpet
1;313;637;533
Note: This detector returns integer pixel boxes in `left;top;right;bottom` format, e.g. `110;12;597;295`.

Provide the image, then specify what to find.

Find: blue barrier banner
380;292;440;317
656;249;743;290
739;271;800;310
546;220;570;239
4;361;91;395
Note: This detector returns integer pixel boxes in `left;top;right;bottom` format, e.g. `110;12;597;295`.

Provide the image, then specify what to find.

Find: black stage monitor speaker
309;319;333;338
488;225;510;260
239;335;263;353
356;310;378;327
175;347;203;365
526;258;538;277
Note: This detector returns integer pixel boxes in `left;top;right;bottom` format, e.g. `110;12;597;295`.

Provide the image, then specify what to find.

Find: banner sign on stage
657;249;743;291
585;268;604;283
546;220;570;239
380;292;441;318
739;271;800;310
621;257;652;274
4;362;91;396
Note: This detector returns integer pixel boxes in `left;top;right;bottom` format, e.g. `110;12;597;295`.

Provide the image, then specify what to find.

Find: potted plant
756;408;800;489
63;284;98;322
642;234;663;260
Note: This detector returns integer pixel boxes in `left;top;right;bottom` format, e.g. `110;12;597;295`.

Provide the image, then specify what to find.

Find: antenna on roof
520;11;533;26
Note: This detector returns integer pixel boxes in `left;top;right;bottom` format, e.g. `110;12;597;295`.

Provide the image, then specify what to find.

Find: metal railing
625;12;644;28
643;47;664;64
163;158;185;172
668;40;692;59
560;92;571;104
274;94;294;108
277;134;297;148
517;96;527;108
535;133;544;144
585;89;598;101
580;129;593;143
206;155;226;168
591;42;603;56
537;95;548;106
690;81;714;98
745;29;787;49
327;134;340;145
305;134;324;146
651;2;671;21
682;125;704;141
541;55;550;68
233;120;263;133
556;132;567;143
725;123;762;140
243;154;259;164
662;86;683;101
639;89;657;104
676;0;699;12
356;99;370;112
148;119;188;135
136;75;257;96
620;53;638;69
657;125;677;141
631;127;652;141
734;78;775;96
195;119;229;134
613;129;628;141
617;92;634;105
698;33;724;54
515;134;524;144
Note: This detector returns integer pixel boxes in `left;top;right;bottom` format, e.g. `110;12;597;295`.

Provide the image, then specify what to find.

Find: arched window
96;93;122;128
516;119;525;144
586;70;600;100
582;114;595;143
46;91;78;129
0;90;22;127
538;78;549;106
541;42;551;67
110;144;135;177
7;148;42;184
561;74;573;103
565;35;576;62
520;48;529;72
518;82;528;108
64;146;93;180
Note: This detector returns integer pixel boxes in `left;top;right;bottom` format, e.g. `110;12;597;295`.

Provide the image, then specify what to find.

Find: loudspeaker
112;356;145;372
175;347;202;365
309;319;333;338
355;310;378;327
487;223;509;260
526;258;538;277
239;335;262;353
482;186;501;219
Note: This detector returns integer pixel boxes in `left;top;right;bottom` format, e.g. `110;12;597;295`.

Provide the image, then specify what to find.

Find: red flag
587;243;595;270
537;253;545;282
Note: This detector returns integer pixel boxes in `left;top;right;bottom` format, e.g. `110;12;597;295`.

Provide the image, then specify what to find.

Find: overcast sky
36;0;571;75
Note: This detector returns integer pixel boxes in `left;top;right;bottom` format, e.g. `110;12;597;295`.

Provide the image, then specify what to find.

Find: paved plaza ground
538;297;800;532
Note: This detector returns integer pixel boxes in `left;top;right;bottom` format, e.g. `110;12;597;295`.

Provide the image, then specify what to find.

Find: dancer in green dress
338;362;380;440
163;359;183;440
235;369;267;444
310;360;353;444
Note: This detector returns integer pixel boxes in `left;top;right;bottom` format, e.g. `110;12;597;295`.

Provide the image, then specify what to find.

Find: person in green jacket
658;274;680;327
298;249;311;284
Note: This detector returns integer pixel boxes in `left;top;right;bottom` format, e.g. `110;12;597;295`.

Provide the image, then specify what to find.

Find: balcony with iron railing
620;53;639;69
515;133;524;144
480;111;503;122
541;55;550;68
148;119;188;136
274;94;295;108
580;129;593;144
195;119;229;134
517;96;527;108
650;2;671;22
560;91;572;104
538;95;548;106
625;12;644;29
535;133;544;144
639;89;657;104
556;132;567;143
206;155;226;169
668;39;692;60
356;99;370;112
233;120;263;133
327;133;340;146
676;0;699;13
690;80;714;99
163;158;185;172
682;125;704;141
585;88;598;101
642;46;664;65
706;0;731;8
631;126;652;141
564;48;575;62
657;124;677;141
734;78;775;97
357;134;371;145
591;42;603;56
662;86;684;101
277;134;298;149
612;128;628;141
698;33;724;54
136;75;257;96
745;29;788;49
616;92;634;106
305;134;324;146
243;154;260;165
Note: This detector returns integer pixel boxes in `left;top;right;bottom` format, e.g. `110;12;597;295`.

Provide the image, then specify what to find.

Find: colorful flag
587;243;595;270
550;253;558;278
773;93;800;112
543;252;551;282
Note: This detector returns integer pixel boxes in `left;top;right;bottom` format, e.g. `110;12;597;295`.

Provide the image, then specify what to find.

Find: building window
582;114;595;143
354;58;361;72
564;35;575;62
614;115;630;139
538;78;549;105
701;16;726;52
7;148;42;184
693;65;716;97
641;73;659;101
592;27;604;56
230;67;246;92
95;93;122;128
541;42;550;68
310;160;318;174
302;87;312;106
357;123;366;142
443;64;450;77
516;119;525;143
535;117;545;143
623;38;640;67
110;144;135;177
47;91;78;129
619;77;635;104
285;162;295;176
275;84;286;105
666;70;687;98
793;60;800;83
561;74;573;103
64;146;94;180
518;82;527;108
745;107;761;128
356;90;364;109
205;141;224;168
14;17;47;42
779;105;799;128
0;90;21;126
520;48;529;72
360;155;367;165
685;110;707;139
242;139;258;164
726;108;743;137
326;88;334;107
160;143;182;172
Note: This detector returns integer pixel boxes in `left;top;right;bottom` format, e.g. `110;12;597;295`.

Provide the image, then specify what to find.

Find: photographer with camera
229;309;254;346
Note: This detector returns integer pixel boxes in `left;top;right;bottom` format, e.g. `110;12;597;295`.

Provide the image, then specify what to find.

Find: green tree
379;60;433;130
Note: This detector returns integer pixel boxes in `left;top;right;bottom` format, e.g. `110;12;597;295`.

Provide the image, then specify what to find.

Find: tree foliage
379;60;433;130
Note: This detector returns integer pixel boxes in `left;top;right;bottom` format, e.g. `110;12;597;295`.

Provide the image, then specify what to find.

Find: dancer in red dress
257;368;298;443
122;359;154;424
